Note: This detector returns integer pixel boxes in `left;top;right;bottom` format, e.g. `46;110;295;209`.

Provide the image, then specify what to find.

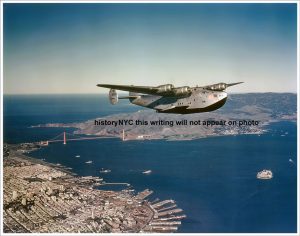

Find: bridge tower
63;132;66;145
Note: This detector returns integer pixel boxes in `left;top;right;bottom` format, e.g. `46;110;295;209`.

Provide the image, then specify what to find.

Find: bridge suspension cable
41;131;105;145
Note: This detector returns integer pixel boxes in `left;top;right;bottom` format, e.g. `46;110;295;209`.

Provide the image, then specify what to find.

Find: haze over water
3;94;297;233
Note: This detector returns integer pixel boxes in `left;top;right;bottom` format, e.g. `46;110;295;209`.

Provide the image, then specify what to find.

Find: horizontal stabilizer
119;96;140;99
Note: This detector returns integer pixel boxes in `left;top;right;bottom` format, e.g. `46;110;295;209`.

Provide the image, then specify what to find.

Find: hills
37;93;297;141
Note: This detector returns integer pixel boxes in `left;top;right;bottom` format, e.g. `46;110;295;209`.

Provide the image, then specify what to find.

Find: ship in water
257;169;273;179
143;170;152;175
85;160;93;164
99;168;111;173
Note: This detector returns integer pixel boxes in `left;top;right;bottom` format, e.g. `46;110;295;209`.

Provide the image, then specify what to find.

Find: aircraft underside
129;92;228;114
155;97;227;114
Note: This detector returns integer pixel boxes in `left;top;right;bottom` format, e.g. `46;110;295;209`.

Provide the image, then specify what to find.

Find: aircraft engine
207;83;227;91
109;89;118;104
156;84;174;94
172;86;191;96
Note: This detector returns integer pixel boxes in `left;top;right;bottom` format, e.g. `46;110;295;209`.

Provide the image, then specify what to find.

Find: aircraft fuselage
97;82;243;114
129;88;227;114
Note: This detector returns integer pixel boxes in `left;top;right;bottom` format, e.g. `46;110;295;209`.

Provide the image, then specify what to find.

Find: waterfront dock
3;144;185;233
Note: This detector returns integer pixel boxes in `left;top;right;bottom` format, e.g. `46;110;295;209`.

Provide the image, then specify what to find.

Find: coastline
3;143;186;233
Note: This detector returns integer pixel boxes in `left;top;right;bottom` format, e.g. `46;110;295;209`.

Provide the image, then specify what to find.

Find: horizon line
2;91;298;96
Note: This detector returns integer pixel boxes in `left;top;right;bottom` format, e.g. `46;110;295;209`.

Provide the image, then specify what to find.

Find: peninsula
32;93;296;141
3;144;186;233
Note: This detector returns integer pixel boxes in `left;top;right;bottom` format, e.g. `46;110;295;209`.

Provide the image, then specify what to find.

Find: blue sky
3;3;297;94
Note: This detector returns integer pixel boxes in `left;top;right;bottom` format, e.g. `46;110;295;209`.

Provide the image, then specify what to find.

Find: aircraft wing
97;84;161;95
202;82;243;91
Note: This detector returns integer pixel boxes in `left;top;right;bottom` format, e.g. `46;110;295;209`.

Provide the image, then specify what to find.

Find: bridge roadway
47;136;112;143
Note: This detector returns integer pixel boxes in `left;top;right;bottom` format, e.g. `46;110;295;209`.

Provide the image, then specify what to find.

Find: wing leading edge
202;82;243;91
97;82;243;96
97;84;159;95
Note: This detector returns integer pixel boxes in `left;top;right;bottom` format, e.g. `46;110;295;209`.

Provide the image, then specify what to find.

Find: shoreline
34;119;298;142
3;143;186;233
30;120;292;143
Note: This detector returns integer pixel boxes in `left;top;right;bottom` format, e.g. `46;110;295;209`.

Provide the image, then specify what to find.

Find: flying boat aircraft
97;82;243;114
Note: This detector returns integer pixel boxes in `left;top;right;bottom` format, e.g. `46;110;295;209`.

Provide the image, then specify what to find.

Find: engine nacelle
109;89;118;105
156;84;174;94
207;83;227;91
171;86;191;96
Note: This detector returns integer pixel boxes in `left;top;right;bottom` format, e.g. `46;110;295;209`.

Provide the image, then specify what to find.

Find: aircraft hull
156;97;227;114
129;91;228;114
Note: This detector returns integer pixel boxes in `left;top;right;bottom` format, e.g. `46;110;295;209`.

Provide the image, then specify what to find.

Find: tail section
129;91;140;97
118;91;140;103
128;92;140;103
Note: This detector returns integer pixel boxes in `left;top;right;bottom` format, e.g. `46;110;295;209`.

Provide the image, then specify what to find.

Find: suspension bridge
39;132;108;146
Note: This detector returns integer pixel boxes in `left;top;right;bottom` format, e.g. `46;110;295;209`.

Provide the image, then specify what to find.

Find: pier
136;189;187;233
100;182;130;186
3;144;186;233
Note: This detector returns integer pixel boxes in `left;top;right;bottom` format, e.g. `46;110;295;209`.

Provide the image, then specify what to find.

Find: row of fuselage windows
177;100;206;106
153;98;209;106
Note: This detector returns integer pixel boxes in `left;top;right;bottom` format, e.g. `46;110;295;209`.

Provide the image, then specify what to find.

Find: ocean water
3;94;297;233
